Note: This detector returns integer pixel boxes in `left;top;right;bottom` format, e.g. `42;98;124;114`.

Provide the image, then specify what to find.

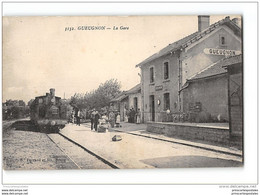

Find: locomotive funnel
50;88;55;97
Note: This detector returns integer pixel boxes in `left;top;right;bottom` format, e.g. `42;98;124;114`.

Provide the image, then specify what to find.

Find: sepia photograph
3;15;243;171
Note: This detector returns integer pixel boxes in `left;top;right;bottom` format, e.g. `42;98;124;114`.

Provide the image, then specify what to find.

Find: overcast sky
3;15;237;103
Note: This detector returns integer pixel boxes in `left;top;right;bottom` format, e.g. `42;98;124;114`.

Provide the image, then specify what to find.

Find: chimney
232;18;241;28
198;15;210;32
50;88;55;97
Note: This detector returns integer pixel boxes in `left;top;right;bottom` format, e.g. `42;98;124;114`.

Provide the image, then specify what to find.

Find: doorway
149;95;155;121
134;97;138;112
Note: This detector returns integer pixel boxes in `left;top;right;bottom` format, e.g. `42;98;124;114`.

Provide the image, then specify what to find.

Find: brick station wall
147;122;230;144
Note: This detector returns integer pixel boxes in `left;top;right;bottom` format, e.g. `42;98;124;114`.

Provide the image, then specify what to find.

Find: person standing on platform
90;109;96;130
109;111;115;128
136;108;141;124
71;110;75;124
129;108;133;123
124;108;128;122
74;108;78;125
132;108;136;123
77;109;81;126
94;110;100;131
116;112;121;127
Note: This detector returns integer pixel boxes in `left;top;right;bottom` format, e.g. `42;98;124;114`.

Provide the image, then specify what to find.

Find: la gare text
65;26;130;31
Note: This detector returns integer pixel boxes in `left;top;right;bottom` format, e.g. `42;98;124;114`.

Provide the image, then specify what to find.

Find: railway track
47;133;119;169
12;120;242;169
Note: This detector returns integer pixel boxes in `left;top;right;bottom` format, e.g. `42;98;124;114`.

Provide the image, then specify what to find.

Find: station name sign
204;48;241;56
155;85;163;91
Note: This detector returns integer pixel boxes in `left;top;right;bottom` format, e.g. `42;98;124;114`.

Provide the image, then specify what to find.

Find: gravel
3;121;78;170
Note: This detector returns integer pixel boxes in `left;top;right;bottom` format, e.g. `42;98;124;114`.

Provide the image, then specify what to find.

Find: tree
92;79;121;109
70;78;121;110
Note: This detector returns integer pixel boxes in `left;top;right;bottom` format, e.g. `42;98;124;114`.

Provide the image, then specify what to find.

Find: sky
3;15;237;103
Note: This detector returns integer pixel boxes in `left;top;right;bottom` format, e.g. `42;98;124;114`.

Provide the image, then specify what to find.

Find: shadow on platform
141;155;243;168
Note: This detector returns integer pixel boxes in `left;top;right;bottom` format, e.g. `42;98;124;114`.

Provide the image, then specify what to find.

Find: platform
58;123;242;169
147;121;231;147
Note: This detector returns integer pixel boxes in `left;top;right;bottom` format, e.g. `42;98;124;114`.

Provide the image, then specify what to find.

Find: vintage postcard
2;15;243;170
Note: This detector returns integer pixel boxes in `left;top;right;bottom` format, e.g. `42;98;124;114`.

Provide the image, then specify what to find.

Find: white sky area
3;15;238;103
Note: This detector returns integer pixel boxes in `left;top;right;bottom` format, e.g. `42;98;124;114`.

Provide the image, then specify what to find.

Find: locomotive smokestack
50;88;55;97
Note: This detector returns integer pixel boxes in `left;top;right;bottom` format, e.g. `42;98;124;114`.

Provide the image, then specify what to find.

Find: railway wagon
30;88;68;133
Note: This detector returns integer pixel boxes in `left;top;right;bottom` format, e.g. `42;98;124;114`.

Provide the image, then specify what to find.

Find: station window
164;93;170;110
219;34;227;46
150;67;154;83
221;37;225;45
164;62;169;80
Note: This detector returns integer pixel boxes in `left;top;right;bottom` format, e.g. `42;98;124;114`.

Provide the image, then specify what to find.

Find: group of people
90;109;121;131
69;107;141;131
69;108;81;126
108;111;121;128
90;108;100;131
126;108;141;124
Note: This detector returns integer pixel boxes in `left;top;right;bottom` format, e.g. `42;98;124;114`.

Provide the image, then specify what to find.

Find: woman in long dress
124;107;128;122
116;112;121;127
136;109;141;124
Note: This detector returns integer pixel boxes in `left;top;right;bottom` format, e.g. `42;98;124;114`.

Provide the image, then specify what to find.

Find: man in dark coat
94;110;100;131
129;108;133;123
90;109;96;130
132;109;136;123
74;108;78;124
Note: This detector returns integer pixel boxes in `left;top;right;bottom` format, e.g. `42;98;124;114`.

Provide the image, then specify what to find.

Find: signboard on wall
204;48;241;56
155;85;163;91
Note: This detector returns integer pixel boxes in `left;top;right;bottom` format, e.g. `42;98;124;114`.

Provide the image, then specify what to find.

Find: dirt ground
2;120;78;170
61;123;242;169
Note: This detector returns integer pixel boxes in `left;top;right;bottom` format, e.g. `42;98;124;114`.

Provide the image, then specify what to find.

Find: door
149;95;155;121
134;97;138;112
229;73;242;136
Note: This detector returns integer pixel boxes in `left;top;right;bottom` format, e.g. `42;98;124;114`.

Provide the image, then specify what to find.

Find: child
115;112;121;127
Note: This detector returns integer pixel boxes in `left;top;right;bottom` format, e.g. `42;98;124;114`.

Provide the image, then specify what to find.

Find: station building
136;16;242;123
223;54;243;148
182;58;229;122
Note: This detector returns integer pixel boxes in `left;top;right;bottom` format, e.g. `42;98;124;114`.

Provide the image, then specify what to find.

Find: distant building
126;84;142;122
136;16;241;122
127;84;141;111
2;99;27;120
110;84;142;122
110;91;128;121
3;99;25;107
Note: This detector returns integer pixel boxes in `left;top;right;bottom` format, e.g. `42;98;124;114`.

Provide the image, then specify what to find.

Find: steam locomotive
30;88;70;133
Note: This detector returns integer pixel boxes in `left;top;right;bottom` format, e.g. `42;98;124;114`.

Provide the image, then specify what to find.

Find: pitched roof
125;83;141;94
187;54;242;82
187;59;227;81
110;92;128;102
110;83;141;102
136;16;241;68
222;54;242;68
